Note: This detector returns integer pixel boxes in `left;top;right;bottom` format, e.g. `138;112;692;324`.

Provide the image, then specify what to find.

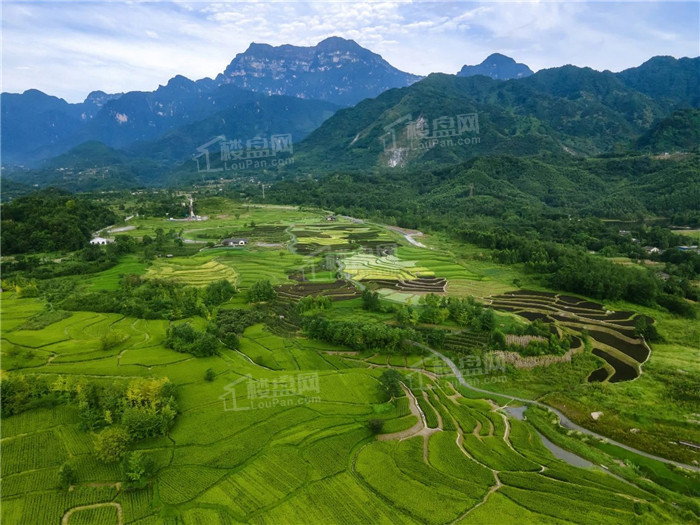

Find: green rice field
2;199;698;524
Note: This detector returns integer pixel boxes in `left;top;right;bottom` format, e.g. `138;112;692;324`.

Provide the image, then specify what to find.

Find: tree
204;279;237;306
491;329;506;349
100;330;127;351
58;462;76;489
634;316;660;341
122;451;154;485
378;370;403;399
362;289;382;312
367;418;385;435
479;308;495;332
298;295;332;313
396;306;418;327
247;280;277;303
204;368;216;382
95;426;131;463
165;323;219;357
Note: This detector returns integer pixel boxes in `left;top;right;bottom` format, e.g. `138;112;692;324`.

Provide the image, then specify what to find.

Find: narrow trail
284;224;298;255
61;502;123;525
453;476;502;523
378;384;426;442
452;427;502;522
414;342;699;473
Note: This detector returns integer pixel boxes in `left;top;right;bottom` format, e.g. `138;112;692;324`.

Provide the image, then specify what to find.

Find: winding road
412;342;699;473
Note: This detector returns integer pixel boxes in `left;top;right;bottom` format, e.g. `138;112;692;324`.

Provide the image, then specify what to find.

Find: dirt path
61;502;123;525
378;383;441;468
453;475;502;523
383;224;427;248
378;385;426;442
453;426;502;521
284;224;298;254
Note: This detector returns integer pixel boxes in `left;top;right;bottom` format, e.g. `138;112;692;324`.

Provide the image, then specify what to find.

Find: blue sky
2;1;698;102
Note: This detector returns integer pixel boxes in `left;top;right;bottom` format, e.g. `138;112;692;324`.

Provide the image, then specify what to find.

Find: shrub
100;330;128;351
58;462;76;489
368;419;385;435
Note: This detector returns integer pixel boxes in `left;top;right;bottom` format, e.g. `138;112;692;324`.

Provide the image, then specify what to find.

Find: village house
89;237;113;245
222;238;248;247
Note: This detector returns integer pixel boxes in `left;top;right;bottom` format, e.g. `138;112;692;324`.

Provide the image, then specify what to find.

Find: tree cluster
303;317;418;353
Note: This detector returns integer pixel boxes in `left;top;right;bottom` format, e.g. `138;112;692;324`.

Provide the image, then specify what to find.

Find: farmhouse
222;238;248;247
326;215;337;222
89;236;113;245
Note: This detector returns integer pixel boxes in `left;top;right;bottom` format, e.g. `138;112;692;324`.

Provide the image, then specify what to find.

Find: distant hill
290;63;692;172
636;109;700;153
457;53;533;80
3;142;143;192
616;56;700;107
3;46;697;187
1;37;419;166
269;152;700;223
126;95;339;180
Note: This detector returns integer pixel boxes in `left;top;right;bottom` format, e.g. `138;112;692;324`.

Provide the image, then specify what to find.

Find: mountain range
290;57;699;172
1;37;417;167
1;36;698;190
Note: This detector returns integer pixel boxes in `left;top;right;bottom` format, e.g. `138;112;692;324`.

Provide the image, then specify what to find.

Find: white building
90;237;113;245
222;238;248;247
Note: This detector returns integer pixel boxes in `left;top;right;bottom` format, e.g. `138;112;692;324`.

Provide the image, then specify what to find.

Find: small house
222;238;248;247
90;237;113;245
326;215;337;222
644;246;661;254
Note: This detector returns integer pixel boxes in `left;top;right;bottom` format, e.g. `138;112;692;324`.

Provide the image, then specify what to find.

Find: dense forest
0;189;117;254
230;152;700;314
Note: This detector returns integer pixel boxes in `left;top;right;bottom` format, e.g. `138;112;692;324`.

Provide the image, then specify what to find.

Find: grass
87;254;148;290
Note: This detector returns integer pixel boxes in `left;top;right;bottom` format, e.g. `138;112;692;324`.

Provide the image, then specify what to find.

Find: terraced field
276;279;361;302
146;248;308;289
366;277;447;293
6;284;694;523
3;205;698;524
490;290;652;382
146;256;239;286
343;253;434;281
292;223;394;255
